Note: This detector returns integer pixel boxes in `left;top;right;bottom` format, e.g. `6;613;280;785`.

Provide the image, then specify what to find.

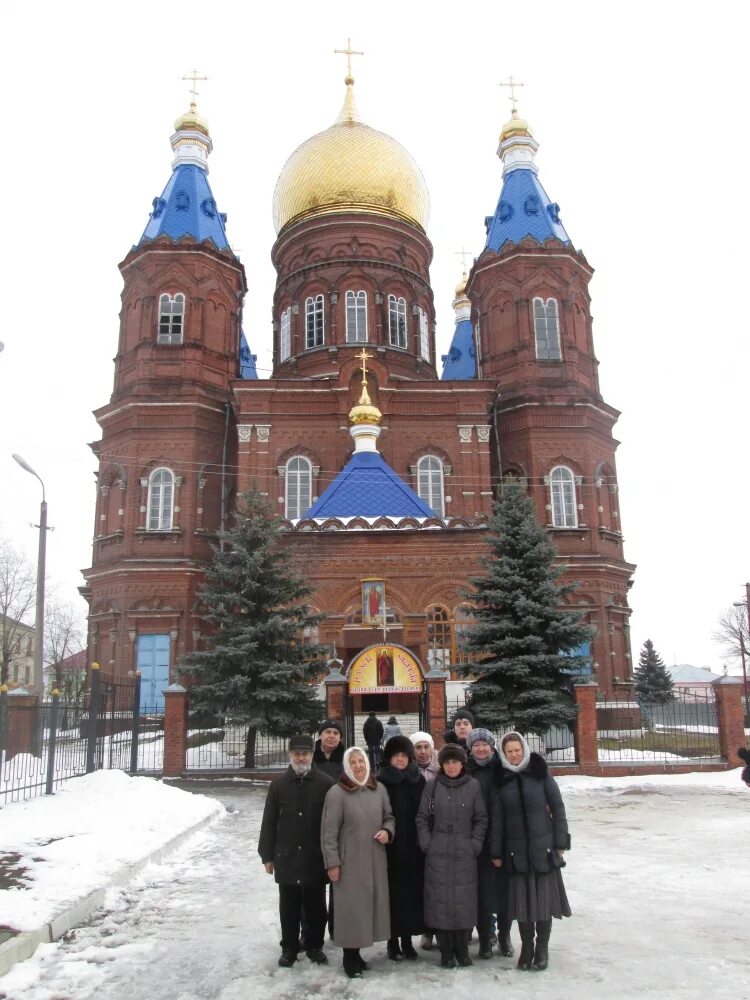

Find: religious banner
361;578;386;625
348;644;423;694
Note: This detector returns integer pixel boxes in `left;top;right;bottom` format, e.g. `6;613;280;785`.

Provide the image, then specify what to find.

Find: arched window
417;455;444;516
305;294;324;349
418;307;430;361
158;293;185;344
550;466;577;527
388;294;408;348
285;456;312;519
427;605;452;672
345;290;368;343
280;307;291;361
147;468;174;530
533;297;561;360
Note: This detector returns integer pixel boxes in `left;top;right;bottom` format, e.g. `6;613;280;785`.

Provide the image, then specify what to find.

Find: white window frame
280;307;291;361
388;294;408;348
418;307;430;361
305;294;325;349
147;467;175;531
417;455;445;517
550;465;577;527
533;296;562;360
345;290;368;343
285;456;312;520
157;293;185;345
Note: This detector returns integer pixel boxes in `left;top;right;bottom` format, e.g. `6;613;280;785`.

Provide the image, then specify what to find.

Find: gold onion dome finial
272;47;430;234
348;349;382;425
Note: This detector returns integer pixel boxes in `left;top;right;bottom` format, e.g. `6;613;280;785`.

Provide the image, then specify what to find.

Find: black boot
497;917;515;957
454;930;472;967
478;933;492;959
517;922;535;971
400;936;418;960
533;920;551;970
278;948;297;968
355;949;369;972
343;948;363;978
387;937;403;961
437;931;457;969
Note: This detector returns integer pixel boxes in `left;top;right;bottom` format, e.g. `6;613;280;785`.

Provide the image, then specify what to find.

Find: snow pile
0;770;223;932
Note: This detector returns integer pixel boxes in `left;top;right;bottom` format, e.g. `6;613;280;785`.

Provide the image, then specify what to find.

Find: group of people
258;710;571;978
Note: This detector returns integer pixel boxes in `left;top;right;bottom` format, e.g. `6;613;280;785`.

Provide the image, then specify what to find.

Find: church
82;59;636;723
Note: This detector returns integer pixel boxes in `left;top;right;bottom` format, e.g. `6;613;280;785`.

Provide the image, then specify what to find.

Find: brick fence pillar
573;681;599;767
6;688;41;760
163;683;188;778
424;670;448;749
712;676;746;763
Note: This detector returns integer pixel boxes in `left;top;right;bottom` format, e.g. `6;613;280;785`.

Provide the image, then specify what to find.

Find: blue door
136;634;170;711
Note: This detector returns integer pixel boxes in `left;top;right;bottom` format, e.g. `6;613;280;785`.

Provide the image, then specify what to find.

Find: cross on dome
355;347;374;385
182;70;208;110
499;75;525;114
334;37;364;84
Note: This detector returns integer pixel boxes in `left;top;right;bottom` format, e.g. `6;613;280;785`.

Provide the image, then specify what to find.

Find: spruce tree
179;489;323;766
460;480;592;735
634;639;674;704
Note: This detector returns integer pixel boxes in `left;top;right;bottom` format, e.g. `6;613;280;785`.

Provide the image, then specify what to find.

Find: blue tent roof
441;318;476;380
305;451;435;519
140;164;230;249
239;331;258;379
485;168;571;253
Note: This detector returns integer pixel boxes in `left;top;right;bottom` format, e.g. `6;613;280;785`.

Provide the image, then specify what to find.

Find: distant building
667;664;721;696
44;649;87;700
1;616;37;693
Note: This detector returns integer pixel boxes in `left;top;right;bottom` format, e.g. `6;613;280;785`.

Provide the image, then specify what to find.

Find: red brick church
82;66;635;724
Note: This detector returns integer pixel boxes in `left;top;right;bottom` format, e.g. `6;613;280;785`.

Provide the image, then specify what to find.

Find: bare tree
45;599;86;693
713;604;750;665
0;536;36;685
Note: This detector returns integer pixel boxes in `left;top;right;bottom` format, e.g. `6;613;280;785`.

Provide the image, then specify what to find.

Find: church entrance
343;643;427;748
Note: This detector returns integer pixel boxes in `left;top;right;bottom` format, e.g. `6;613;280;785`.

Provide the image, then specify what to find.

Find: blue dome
140;164;230;250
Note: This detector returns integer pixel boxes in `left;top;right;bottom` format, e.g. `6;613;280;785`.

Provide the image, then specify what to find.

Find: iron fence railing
597;691;720;762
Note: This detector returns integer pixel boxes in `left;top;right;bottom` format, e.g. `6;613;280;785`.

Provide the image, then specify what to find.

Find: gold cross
499;75;525;113
182;70;209;107
334;37;364;81
355;347;373;383
455;247;472;271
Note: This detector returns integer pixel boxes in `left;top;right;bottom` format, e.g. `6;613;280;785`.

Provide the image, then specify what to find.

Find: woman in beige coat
321;746;395;978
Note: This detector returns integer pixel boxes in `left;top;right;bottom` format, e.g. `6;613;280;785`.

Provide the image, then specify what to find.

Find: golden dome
454;270;468;297
348;380;382;425
174;101;209;137
500;108;532;143
272;80;430;235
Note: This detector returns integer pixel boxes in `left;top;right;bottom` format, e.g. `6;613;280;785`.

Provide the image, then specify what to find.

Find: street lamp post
12;454;48;695
732;583;750;720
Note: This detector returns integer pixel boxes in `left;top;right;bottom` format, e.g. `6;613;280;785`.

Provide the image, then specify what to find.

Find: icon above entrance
348;644;423;694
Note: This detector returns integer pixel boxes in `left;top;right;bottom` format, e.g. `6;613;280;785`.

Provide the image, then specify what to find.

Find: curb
0;809;221;979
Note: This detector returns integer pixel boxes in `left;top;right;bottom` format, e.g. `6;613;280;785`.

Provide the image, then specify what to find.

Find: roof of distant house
667;664;722;683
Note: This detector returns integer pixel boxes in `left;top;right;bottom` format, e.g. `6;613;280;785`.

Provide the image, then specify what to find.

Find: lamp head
12;453;37;476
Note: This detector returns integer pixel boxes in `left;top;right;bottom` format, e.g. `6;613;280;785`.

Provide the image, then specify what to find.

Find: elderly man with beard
258;735;334;968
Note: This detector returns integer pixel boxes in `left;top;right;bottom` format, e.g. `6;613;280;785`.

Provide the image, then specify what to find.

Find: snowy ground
2;769;749;1000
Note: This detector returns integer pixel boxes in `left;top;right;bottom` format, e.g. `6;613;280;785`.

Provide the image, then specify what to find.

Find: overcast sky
1;0;747;671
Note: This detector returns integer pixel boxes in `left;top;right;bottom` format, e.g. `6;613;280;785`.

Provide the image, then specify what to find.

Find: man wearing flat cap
258;735;334;968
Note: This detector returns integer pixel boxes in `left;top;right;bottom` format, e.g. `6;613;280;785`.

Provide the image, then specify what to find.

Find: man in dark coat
443;707;475;748
363;712;384;771
258;735;334;967
738;747;750;787
313;719;346;779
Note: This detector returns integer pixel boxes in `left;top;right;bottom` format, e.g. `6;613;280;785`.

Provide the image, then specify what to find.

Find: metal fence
184;721;313;771
597;691;720;763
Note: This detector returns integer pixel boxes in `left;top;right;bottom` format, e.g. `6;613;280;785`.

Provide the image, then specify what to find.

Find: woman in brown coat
321;746;395;978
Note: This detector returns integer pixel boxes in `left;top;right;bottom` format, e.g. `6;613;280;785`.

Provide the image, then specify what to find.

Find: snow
1;768;749;999
0;769;223;931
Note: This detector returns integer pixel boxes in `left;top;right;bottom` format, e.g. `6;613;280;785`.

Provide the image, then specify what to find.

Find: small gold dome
500;108;532;143
454;271;468;297
273;81;430;235
348;381;382;425
174;102;209;137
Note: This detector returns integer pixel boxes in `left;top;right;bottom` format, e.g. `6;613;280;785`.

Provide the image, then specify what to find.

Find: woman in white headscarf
321;746;395;978
490;731;571;972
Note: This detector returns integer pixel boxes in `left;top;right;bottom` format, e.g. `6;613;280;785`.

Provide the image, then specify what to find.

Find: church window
345;290;368;342
533;297;561;360
157;293;185;344
417;455;444;516
280;307;291;361
427;605;452;672
550;466;577;527
388;295;407;348
418;307;430;361
147;468;174;530
285;456;312;519
305;294;324;349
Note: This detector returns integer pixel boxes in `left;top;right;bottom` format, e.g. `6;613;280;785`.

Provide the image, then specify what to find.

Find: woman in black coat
377;735;426;960
490;731;571;972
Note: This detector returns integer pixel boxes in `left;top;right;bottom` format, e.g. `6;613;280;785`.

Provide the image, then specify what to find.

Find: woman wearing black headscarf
377;735;426;960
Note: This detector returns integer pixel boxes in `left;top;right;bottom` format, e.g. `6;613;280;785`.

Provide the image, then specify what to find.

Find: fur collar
338;772;379;792
377;762;422;785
